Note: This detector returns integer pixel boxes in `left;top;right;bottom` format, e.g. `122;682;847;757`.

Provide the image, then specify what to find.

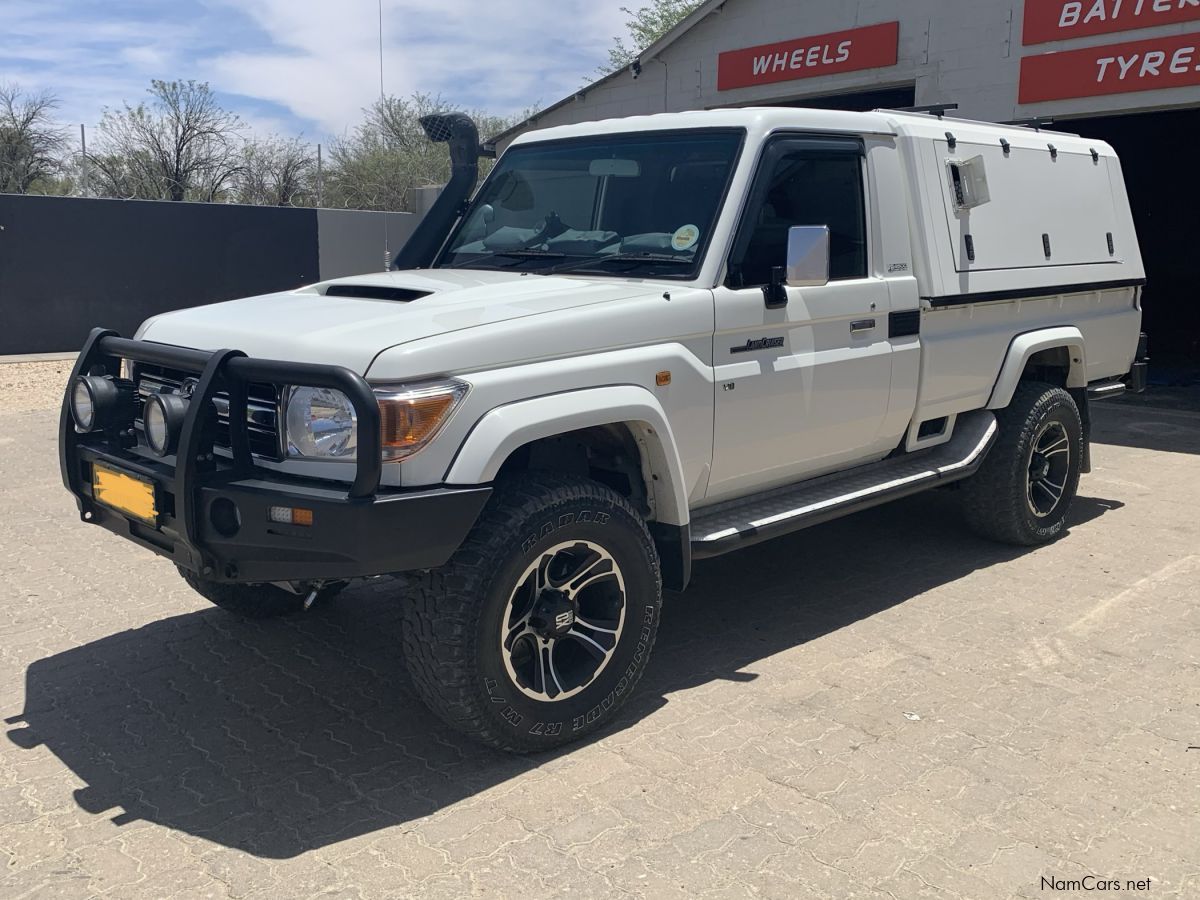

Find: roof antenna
378;0;386;99
379;0;392;271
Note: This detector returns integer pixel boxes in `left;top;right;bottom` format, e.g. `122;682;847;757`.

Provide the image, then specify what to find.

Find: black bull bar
59;328;387;580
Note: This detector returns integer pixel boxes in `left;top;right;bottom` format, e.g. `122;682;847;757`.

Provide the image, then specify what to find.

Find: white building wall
500;0;1200;149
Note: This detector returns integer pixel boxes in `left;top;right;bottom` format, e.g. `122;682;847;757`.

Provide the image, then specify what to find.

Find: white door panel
707;277;893;501
705;136;904;503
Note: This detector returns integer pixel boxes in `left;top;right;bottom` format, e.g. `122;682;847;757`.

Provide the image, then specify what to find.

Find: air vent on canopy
324;285;431;302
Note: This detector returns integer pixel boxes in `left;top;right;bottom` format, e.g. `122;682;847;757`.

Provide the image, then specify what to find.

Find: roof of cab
505;106;1112;157
506;107;900;147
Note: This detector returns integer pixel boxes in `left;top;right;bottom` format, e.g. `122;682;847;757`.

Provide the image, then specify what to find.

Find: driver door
706;137;895;502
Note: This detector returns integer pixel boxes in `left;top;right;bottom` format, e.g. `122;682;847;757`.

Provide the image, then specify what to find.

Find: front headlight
283;379;468;463
285;386;358;460
375;379;469;461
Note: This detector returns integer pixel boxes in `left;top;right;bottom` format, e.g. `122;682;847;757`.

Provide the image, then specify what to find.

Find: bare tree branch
233;137;317;206
0;83;69;194
90;80;244;201
10;78;524;210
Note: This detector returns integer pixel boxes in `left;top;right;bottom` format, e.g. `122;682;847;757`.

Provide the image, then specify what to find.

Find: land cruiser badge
731;337;785;354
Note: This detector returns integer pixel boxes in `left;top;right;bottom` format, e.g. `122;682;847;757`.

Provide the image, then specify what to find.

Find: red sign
1024;0;1200;46
717;22;900;92
1020;31;1200;101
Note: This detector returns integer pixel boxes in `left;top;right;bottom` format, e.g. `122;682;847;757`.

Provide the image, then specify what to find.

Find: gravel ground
0;359;74;413
3;359;1199;898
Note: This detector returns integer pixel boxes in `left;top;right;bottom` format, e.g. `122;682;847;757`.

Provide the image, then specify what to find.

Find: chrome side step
1087;380;1127;401
690;410;998;559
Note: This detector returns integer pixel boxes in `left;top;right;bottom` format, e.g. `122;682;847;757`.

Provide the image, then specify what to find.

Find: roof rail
879;107;1080;137
893;103;959;118
1009;116;1056;131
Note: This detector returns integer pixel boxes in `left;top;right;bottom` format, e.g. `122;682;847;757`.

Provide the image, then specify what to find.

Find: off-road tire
179;568;344;618
961;381;1083;546
401;473;662;753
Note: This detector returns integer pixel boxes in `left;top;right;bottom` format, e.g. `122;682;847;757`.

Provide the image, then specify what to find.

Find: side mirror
762;226;830;310
786;225;830;287
763;267;788;310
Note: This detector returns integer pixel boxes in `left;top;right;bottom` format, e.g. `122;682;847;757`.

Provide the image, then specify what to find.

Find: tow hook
303;581;325;611
272;579;328;610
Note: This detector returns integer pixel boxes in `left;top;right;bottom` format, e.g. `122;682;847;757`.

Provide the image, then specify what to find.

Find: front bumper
61;329;490;584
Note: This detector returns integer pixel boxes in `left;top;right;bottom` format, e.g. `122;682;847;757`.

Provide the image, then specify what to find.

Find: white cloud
120;46;172;70
0;0;630;141
205;0;629;135
0;1;207;131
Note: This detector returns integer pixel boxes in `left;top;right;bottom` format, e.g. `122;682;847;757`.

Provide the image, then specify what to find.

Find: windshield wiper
491;249;567;259
545;253;695;275
484;249;569;267
446;249;569;270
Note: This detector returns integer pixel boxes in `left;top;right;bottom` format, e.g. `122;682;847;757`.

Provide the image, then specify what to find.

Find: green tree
90;80;243;201
0;83;68;194
604;0;704;72
325;93;515;212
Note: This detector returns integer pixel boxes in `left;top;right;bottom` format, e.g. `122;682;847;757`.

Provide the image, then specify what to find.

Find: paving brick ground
1;377;1197;898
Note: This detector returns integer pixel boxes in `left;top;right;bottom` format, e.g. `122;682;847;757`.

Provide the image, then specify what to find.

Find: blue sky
1;0;628;142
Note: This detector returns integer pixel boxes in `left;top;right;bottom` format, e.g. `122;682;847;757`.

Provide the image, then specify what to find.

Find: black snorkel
391;113;483;270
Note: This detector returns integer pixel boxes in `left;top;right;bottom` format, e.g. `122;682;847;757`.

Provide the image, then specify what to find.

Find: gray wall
316;208;418;280
0;194;420;354
501;0;1200;148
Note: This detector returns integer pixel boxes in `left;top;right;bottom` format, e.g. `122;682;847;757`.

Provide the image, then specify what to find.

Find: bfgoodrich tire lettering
961;381;1083;546
401;473;662;753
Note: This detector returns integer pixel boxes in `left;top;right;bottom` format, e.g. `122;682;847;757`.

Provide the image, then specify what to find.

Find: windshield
437;130;743;280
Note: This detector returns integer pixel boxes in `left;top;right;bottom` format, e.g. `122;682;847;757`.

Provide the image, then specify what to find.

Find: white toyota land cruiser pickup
60;108;1148;751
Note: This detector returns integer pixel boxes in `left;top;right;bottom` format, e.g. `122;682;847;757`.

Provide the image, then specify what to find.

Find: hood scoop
324;284;432;302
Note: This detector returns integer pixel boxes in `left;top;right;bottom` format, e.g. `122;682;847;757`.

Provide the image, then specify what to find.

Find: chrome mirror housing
786;225;831;287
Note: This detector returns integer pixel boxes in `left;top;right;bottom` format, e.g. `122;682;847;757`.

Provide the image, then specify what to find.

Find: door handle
850;318;876;334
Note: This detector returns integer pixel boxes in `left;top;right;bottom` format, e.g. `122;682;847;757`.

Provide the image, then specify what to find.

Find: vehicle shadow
5;489;1119;859
1092;400;1200;456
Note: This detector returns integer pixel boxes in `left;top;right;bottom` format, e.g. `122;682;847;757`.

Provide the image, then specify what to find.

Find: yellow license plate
92;462;158;525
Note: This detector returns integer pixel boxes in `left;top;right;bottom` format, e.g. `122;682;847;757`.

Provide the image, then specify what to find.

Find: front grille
135;364;283;460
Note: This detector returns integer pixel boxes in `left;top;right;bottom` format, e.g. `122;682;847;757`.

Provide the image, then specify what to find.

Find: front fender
445;385;690;527
987;326;1087;410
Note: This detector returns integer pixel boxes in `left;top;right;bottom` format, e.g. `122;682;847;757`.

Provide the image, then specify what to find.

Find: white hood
138;269;657;374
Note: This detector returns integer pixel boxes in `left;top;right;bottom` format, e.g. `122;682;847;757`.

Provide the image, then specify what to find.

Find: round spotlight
70;378;97;431
144;393;188;456
70;374;136;433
